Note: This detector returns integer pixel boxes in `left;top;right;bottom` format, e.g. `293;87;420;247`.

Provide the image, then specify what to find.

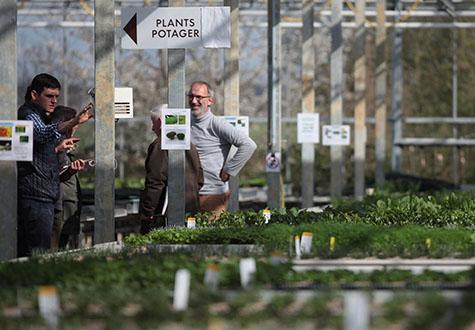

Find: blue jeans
17;198;55;257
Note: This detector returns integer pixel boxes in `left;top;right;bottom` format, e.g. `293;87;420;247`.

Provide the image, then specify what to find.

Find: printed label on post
300;232;313;255
173;269;191;311
239;258;256;289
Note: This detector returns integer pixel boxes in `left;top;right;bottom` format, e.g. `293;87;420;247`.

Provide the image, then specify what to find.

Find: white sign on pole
322;125;351;146
121;7;230;50
0;121;33;161
297;113;320;144
161;108;191;150
221;116;249;136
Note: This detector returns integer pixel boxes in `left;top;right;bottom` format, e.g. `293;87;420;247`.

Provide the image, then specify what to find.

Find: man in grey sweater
189;81;256;216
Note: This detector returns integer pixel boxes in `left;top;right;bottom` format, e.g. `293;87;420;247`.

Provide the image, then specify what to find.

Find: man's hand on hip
220;169;230;182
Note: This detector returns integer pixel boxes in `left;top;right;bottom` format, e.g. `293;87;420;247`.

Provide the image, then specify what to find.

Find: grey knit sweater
191;110;256;195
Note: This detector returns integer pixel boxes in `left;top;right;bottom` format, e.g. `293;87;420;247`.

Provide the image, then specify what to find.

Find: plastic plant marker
173;269;190;311
295;235;301;260
300;232;313;255
204;263;220;291
263;209;271;224
330;236;336;253
426;238;432;250
239;258;256;289
187;217;196;229
270;250;285;265
38;286;60;330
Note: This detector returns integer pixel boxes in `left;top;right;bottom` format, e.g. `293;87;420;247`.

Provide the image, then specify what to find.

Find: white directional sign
121;7;231;49
322;125;351;146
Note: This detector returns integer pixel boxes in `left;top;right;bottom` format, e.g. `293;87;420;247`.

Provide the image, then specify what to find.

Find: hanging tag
173;269;191;311
295;235;301;260
263;209;271;224
204;263;220;291
38;286;60;329
300;232;313;255
239;258;256;289
187;217;196;228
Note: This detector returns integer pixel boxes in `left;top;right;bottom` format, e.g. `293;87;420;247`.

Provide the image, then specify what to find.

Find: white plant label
263;209;271;224
38;286;60;329
204;264;220;291
239;258;256;289
300;232;313;254
294;235;301;259
173;269;190;311
187;217;196;229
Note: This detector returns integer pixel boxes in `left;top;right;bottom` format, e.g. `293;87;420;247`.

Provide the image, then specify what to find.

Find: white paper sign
0;121;33;161
297;113;320;144
173;269;190;311
221;116;249;137
161;108;190;150
322;125;351;146
121;7;230;49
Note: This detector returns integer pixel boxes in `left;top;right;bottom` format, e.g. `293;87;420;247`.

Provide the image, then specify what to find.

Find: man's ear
208;97;215;106
30;89;39;101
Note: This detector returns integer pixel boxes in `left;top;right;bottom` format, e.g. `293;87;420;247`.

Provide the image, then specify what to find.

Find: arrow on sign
123;13;137;44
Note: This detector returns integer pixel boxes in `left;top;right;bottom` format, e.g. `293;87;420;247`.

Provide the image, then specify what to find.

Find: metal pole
0;0;17;260
94;0;115;243
375;0;387;187
451;27;460;185
391;0;403;173
224;0;240;212
301;0;315;208
267;0;282;209
330;0;343;198
354;0;366;200
167;0;186;226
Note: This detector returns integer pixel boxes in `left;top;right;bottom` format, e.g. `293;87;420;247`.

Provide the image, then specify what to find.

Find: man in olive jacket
139;105;204;233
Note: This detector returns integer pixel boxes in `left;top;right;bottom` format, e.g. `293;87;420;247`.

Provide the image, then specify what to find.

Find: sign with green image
161;108;191;150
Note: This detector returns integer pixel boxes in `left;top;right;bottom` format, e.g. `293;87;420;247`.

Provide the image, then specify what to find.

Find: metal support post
267;0;282;209
354;0;367;200
451;27;460;185
391;0;403;173
301;0;315;208
224;0;240;212
0;0;17;260
167;0;186;226
375;0;387;187
330;0;343;198
94;0;116;243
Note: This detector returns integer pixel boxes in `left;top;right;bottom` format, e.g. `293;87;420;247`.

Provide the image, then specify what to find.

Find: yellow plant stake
425;238;432;250
329;236;336;253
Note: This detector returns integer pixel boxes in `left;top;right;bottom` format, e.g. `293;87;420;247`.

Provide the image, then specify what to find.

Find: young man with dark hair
17;73;93;257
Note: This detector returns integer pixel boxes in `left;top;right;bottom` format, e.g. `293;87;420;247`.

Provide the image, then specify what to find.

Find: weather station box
114;87;134;119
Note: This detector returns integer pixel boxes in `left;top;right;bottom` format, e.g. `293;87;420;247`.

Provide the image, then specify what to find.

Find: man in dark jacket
139;105;204;233
17;73;92;257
